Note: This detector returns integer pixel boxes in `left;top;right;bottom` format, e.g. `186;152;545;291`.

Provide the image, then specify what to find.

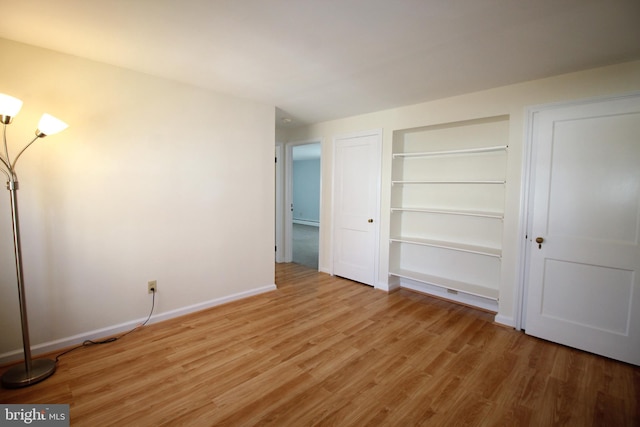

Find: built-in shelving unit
389;115;509;310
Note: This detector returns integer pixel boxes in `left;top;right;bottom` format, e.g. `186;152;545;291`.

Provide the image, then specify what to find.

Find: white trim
0;284;277;365
375;281;392;292
285;143;293;262
494;314;515;328
293;219;320;227
275;144;284;263
514;106;538;331
400;278;498;313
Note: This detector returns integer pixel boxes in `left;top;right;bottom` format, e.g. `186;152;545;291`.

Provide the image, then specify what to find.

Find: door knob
368;218;374;223
536;237;544;249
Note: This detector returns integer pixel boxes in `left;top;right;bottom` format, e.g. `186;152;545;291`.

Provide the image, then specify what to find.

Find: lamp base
1;358;56;389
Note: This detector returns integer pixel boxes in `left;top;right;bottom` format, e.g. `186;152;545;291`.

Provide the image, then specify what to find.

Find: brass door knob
368;218;374;223
536;237;544;249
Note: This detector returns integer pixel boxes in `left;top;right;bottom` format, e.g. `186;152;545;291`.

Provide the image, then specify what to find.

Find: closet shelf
392;145;507;159
391;180;506;185
390;236;502;258
389;268;499;300
390;207;503;219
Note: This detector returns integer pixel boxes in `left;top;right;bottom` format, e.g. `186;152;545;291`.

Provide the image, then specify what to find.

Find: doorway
286;142;321;269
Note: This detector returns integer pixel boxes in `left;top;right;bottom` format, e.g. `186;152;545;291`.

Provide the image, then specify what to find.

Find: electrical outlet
148;280;157;294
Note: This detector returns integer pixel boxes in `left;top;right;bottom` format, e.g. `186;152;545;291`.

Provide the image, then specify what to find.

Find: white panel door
525;94;640;365
333;130;381;286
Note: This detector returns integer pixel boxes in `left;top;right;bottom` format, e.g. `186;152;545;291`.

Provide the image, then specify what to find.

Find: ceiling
1;0;639;128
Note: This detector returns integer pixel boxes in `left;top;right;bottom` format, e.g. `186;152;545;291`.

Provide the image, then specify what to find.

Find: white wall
292;158;320;223
0;39;275;361
281;60;640;325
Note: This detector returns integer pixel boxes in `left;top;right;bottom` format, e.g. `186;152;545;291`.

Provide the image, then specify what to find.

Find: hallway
292;223;318;269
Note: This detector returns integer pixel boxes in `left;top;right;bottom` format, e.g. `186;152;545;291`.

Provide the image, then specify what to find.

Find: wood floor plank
0;262;638;426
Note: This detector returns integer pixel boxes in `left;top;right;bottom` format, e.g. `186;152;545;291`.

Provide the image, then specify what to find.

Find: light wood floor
1;263;638;426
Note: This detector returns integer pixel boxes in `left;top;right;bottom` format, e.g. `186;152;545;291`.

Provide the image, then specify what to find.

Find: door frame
331;128;383;285
275;144;284;263
516;91;640;331
284;138;323;266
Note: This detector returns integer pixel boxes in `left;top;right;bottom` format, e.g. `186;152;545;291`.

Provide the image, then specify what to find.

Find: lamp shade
36;113;68;137
0;94;23;123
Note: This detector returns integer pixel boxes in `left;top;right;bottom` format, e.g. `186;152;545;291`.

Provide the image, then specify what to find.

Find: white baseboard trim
292;219;320;227
494;314;515;328
399;278;498;313
375;279;399;292
380;275;401;292
0;284;277;365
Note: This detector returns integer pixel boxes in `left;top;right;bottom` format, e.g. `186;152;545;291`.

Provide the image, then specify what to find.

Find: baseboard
319;266;331;275
375;279;399;292
0;284;277;366
493;314;515;328
400;278;498;313
292;219;320;227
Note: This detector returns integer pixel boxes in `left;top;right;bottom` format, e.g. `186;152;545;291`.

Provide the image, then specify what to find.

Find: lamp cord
54;290;156;363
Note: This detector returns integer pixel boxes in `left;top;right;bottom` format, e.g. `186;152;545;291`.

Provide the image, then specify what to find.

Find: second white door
333;130;382;286
524;93;640;365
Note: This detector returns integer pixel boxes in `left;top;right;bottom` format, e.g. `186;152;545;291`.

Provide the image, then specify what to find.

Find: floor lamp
0;93;68;388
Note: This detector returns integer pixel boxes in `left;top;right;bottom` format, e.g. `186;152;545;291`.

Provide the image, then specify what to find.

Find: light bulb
36;113;68;137
0;93;23;124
